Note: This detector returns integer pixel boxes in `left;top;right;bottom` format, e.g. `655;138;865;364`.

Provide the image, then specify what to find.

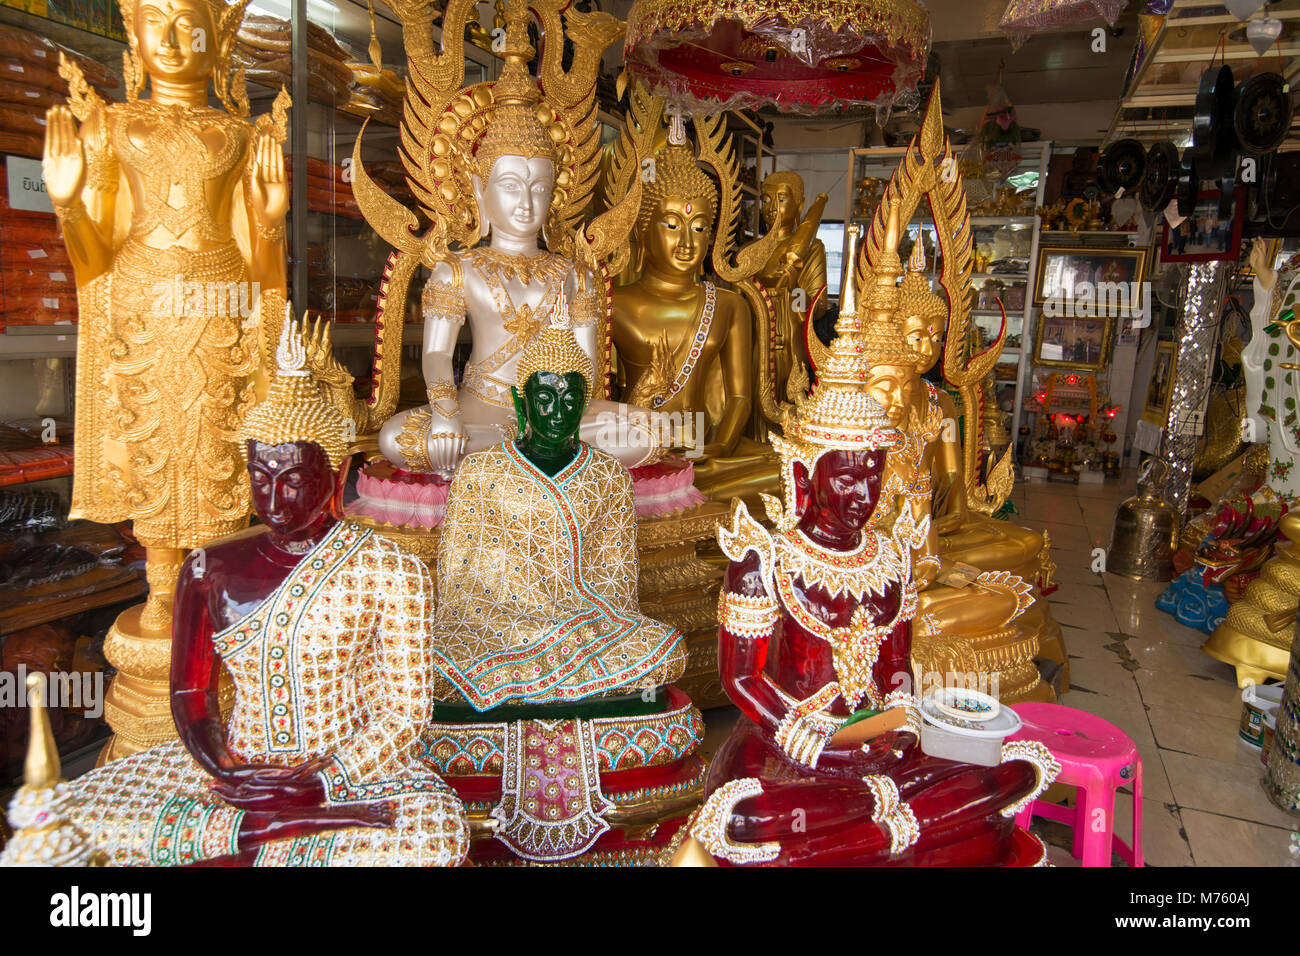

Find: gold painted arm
711;288;755;457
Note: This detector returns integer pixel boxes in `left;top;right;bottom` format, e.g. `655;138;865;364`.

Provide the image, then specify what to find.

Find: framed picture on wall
1161;188;1245;263
1032;312;1115;371
1143;340;1177;425
1033;246;1150;311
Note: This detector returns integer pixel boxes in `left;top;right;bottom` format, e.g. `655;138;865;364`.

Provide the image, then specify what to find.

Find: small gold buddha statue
755;170;828;409
43;0;291;758
608;96;781;502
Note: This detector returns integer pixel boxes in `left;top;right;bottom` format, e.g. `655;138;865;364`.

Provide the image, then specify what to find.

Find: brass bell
1107;459;1179;582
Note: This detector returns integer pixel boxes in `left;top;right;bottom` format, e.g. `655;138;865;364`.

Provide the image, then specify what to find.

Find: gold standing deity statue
755;170;828;416
42;0;290;759
606;91;783;502
852;82;1063;702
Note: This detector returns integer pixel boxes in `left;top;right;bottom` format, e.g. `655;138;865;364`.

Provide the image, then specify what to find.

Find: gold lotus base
98;606;177;765
911;603;1058;705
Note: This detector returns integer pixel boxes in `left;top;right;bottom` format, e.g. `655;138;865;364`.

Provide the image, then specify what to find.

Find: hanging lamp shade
623;0;932;115
999;0;1131;53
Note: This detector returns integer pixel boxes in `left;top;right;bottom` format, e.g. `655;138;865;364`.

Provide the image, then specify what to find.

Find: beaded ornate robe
62;523;469;866
431;441;686;710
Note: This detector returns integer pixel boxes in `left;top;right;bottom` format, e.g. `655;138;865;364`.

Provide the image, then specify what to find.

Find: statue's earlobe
510;385;528;440
472;174;489;242
792;460;812;517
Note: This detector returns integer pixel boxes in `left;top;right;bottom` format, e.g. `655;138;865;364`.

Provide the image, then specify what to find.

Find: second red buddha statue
678;225;1059;867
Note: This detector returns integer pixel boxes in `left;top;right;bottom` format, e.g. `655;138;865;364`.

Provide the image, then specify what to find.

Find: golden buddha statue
1204;244;1300;686
607;92;781;502
852;82;1058;702
755;170;829;413
42;0;291;759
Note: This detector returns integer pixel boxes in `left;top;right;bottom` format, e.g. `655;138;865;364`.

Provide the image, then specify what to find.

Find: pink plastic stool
1008;702;1144;867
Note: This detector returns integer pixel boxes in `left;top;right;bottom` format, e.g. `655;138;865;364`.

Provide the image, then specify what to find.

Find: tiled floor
699;469;1300;866
1010;471;1298;866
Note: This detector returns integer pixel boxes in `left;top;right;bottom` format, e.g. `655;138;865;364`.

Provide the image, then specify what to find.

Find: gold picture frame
1034;246;1150;312
1032;312;1116;372
1142;340;1177;425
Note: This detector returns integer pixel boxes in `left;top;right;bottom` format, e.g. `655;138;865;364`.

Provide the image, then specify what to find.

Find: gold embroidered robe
431;441;686;710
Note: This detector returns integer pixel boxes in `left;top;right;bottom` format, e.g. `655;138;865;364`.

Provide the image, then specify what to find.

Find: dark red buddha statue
679;226;1058;867
54;321;469;866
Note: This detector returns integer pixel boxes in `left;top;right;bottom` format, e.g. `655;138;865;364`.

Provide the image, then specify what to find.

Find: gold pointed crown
775;224;902;460
637;113;720;236
516;293;594;394
898;236;948;327
239;311;351;468
856;199;921;368
474;43;561;181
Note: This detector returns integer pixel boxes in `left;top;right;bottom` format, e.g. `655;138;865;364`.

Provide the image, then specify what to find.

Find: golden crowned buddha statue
606;90;783;502
339;0;656;476
1204;244;1300;686
847;82;1061;702
5;320;470;866
419;323;708;864
42;0;291;759
755;170;829;416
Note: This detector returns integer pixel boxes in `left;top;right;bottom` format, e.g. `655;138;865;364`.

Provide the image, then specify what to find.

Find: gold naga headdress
240;312;351;468
515;287;594;394
763;225;903;531
118;0;252;116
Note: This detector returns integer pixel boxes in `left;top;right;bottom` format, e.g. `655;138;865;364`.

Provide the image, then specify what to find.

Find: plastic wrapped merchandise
624;0;931;117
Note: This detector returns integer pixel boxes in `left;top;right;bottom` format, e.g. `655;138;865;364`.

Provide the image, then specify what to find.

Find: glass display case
844;142;1051;457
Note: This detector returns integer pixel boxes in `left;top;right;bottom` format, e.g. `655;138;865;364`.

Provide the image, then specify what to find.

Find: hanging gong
1191;63;1238;179
1141;140;1180;211
1100;138;1147;193
1234;72;1294;154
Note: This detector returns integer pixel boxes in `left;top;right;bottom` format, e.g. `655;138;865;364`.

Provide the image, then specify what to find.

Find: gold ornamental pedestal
99;607;174;764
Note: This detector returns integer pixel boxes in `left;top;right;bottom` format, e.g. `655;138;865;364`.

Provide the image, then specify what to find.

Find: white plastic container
1239;683;1285;748
920;688;1022;767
